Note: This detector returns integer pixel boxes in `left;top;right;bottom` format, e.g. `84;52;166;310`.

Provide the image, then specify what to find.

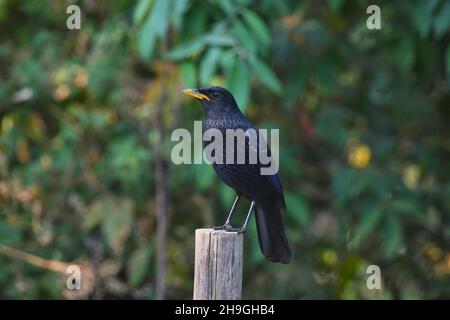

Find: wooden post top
193;228;244;300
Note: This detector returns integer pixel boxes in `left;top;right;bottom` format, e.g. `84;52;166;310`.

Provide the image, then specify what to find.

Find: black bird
182;86;291;264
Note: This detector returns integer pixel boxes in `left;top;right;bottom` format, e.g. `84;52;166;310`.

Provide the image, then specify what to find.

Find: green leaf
150;0;171;36
382;215;403;259
243;10;270;47
411;0;440;38
331;168;371;208
166;37;206;60
180;62;197;87
420;207;441;232
434;1;450;38
285;193;310;226
138;27;156;60
137;0;172;60
280;147;300;178
327;0;344;12
219;183;235;208
137;10;156;60
128;246;152;286
390;38;415;71
249;57;282;94
232;21;257;54
100;197;134;254
390;199;420;216
203;34;236;46
227;59;250;111
220;49;236;71
286;69;309;102
133;0;152;24
446;44;450;75
172;0;190;30
83;201;105;231
352;207;383;246
0;221;21;245
200;47;222;85
184;4;207;37
216;0;234;15
196;164;215;191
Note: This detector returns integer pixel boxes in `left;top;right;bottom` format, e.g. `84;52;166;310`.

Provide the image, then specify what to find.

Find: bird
182;86;291;264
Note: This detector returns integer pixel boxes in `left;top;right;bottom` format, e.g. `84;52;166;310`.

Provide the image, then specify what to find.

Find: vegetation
0;0;449;299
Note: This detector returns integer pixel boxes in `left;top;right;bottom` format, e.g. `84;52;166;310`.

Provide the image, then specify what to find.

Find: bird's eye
212;92;219;98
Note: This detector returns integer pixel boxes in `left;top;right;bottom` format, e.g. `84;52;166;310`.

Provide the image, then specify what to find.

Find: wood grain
193;228;243;300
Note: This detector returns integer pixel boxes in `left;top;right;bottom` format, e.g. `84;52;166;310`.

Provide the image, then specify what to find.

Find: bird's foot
233;227;247;234
212;223;234;231
208;223;247;233
220;226;247;233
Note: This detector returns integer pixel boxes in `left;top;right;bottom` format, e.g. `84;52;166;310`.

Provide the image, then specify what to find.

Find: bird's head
182;86;241;115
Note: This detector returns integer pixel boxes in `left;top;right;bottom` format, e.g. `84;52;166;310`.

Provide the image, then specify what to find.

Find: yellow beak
181;88;210;101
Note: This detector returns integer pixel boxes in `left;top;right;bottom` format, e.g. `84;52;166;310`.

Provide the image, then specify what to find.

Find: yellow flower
424;243;443;262
17;139;31;163
1;115;14;133
281;14;302;29
54;84;70;101
402;165;420;190
40;154;53;170
321;249;338;266
348;144;371;168
74;68;89;88
52;67;69;85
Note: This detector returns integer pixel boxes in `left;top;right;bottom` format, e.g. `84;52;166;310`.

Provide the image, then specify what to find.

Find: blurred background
0;0;450;299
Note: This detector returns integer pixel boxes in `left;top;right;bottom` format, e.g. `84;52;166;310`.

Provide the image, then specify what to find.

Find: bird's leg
224;195;241;226
213;195;240;230
235;201;255;233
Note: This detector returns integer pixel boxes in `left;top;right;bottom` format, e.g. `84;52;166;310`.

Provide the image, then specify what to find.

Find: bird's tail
254;200;291;264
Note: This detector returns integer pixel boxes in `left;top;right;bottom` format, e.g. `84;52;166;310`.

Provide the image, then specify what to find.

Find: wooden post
193;228;243;300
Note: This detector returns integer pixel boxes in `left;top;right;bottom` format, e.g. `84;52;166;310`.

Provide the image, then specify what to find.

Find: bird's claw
216;225;247;233
234;227;247;234
207;223;247;233
213;223;233;231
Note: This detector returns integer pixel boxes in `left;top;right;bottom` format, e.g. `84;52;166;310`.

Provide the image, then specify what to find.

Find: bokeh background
1;0;450;299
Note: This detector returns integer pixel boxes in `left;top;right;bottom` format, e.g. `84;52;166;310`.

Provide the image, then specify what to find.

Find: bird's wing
266;174;284;197
244;128;285;206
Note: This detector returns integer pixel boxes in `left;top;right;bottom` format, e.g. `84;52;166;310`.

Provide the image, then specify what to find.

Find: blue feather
266;174;283;196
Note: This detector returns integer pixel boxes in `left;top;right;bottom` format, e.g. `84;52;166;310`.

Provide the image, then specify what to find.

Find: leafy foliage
0;0;449;299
